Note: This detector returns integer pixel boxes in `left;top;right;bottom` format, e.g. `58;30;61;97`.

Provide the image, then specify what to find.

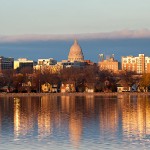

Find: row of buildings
98;53;150;74
0;40;150;74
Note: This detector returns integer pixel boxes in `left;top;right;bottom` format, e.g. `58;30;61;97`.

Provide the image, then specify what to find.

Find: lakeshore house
60;82;76;93
0;86;15;93
85;82;95;93
116;80;131;92
41;83;58;93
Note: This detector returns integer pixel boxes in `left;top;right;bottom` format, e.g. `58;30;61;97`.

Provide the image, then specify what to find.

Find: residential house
85;83;95;93
116;80;131;92
60;82;76;93
41;83;58;93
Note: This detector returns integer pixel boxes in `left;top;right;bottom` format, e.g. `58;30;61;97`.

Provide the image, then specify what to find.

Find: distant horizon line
1;29;150;43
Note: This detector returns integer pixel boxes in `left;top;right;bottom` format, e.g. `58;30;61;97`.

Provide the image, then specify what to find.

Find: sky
0;0;150;62
0;0;150;35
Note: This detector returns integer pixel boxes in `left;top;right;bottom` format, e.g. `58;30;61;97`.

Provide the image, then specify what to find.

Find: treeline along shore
1;65;150;94
0;92;150;98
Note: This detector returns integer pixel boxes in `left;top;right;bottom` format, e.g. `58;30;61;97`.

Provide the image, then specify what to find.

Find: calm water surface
0;95;150;150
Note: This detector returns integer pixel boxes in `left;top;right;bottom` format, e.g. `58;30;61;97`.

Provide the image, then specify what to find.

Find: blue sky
0;0;150;35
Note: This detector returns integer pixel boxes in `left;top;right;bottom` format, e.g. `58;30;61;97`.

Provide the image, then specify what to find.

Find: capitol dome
68;40;84;62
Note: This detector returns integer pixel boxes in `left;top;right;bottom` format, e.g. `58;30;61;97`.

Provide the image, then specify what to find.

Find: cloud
0;29;150;43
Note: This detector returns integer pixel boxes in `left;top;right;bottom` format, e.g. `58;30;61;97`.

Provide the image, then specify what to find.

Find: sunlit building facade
122;54;150;74
37;58;57;66
98;54;119;72
35;63;62;73
14;58;34;70
34;58;62;73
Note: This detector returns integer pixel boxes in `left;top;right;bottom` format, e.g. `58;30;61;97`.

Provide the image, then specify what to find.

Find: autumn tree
1;69;14;87
12;74;24;92
139;73;150;92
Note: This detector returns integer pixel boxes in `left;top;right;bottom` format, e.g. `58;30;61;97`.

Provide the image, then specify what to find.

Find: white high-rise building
122;54;150;74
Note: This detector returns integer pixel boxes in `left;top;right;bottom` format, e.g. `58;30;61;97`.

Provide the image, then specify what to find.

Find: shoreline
0;92;150;97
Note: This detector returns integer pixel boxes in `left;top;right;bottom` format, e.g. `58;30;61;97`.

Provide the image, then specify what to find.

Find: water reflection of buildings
61;96;71;113
61;96;83;147
38;96;51;139
120;95;150;140
7;94;150;145
14;98;21;136
99;97;119;138
85;95;95;113
14;97;34;137
69;113;82;147
98;95;150;140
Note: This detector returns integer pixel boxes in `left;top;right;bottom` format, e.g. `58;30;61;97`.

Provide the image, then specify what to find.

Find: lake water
0;94;150;150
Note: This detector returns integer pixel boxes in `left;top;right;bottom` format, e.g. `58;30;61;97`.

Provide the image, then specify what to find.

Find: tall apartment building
0;56;14;72
122;54;150;74
98;54;119;72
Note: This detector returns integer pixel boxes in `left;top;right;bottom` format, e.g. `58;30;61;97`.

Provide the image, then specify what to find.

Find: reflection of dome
68;40;84;62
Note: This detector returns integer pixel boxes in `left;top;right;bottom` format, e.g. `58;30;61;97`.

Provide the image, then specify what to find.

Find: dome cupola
68;40;84;62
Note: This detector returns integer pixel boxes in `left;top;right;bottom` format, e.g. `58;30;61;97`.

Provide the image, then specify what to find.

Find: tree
2;69;14;86
139;73;150;92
